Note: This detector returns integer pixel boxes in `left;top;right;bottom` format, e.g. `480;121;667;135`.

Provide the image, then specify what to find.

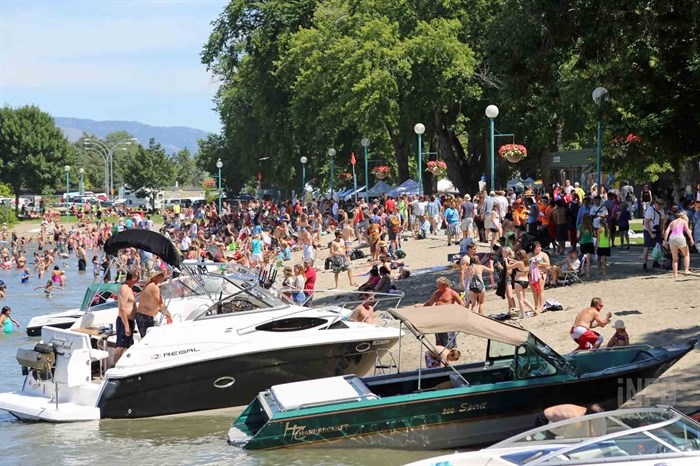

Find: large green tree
0;105;74;211
202;0;699;194
122;138;176;209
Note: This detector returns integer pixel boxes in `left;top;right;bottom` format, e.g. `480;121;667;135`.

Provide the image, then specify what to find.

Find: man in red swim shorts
570;297;612;350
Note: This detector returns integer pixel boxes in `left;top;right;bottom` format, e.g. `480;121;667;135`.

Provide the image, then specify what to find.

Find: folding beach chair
559;254;584;286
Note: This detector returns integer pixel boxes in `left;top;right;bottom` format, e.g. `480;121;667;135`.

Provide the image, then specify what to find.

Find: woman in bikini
529;242;550;314
499;247;517;312
508;249;537;318
466;258;494;315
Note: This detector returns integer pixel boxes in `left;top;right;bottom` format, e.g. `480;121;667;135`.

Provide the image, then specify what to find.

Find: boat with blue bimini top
228;304;696;451
0;231;401;422
25;282;123;337
403;406;700;466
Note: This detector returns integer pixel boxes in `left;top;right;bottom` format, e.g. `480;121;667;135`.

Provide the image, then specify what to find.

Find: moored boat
404;406;700;466
229;305;696;450
0;231;401;422
25;282;122;337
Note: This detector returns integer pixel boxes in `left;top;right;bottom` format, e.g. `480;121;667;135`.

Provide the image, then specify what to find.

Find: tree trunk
13;189;20;215
388;125;410;183
433;116;486;195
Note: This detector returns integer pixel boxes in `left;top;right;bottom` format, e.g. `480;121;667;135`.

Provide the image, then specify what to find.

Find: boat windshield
186;275;288;319
159;274;252;301
498;408;700;465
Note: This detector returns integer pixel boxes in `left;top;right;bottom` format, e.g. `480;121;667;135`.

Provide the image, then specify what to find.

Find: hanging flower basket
426;160;447;177
610;133;642;158
498;144;527;163
202;178;216;189
371;165;391;180
337;172;353;181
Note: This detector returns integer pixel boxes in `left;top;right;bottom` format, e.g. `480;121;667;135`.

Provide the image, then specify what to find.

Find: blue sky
0;0;228;132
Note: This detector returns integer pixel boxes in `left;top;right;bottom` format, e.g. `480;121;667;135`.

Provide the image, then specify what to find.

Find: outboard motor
16;343;56;380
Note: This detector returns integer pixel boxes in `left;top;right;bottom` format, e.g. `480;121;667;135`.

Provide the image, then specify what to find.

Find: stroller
652;242;675;270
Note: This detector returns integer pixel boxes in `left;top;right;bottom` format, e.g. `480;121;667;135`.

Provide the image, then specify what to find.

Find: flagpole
353;164;358;203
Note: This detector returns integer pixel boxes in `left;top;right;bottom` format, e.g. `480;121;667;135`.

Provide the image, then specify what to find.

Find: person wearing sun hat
607;320;630;347
641;197;666;271
135;268;173;337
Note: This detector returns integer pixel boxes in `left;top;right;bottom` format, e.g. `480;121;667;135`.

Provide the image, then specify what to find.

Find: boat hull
26;319;78;337
98;338;397;419
237;343;694;450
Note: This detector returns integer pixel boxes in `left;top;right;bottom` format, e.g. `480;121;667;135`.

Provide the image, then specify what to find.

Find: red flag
350;151;357;165
258;171;262;181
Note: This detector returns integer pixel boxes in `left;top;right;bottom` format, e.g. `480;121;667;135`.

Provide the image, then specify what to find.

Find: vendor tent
437;178;459;194
339;186;366;201
387;179;420;197
367;181;393;197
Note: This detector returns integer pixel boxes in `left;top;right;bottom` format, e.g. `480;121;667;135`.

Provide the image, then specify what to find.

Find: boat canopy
104;230;182;267
389;305;529;346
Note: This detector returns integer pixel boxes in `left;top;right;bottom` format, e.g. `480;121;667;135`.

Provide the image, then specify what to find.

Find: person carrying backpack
387;211;402;253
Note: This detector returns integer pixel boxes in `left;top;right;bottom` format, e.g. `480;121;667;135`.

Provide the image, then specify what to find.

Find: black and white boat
0;231;401;421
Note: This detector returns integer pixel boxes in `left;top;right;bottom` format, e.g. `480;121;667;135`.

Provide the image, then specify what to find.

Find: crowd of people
1;179;697;351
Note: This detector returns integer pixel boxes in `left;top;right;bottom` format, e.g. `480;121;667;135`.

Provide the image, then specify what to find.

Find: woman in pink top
664;212;694;277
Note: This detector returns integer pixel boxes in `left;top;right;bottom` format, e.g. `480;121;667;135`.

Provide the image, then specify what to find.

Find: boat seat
89;348;109;362
568;444;628;460
449;373;470;388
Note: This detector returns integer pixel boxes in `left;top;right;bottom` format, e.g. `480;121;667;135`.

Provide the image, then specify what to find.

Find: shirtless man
570;297;612;350
115;272;138;363
424;276;466;348
329;231;356;288
349;298;376;324
535;403;604;426
76;245;87;272
298;228;314;262
135;270;173;338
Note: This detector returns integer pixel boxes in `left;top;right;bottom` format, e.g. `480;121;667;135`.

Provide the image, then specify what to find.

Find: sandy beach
305;229;700;414
8;219;699;414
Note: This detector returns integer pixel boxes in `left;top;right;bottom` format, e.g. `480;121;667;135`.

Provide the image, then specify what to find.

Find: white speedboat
0;230;401;422
405;406;700;466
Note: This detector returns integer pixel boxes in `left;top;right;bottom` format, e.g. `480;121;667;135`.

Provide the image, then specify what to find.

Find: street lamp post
414;124;426;195
257;157;270;201
64;165;71;216
84;137;138;199
300;156;308;201
361;138;370;197
79;168;85;196
592;87;608;190
216;158;223;213
328;148;336;200
485;105;499;191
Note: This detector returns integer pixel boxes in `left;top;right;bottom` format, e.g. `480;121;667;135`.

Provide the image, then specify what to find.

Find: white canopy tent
437;178;459;194
338;186;366;201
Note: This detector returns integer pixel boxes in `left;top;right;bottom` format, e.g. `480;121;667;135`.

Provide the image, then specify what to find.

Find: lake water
0;248;437;465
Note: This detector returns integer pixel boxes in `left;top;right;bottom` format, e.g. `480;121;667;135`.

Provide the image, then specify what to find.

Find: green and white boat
228;305;696;450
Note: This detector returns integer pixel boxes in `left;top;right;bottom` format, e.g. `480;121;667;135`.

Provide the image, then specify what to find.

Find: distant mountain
54;117;211;154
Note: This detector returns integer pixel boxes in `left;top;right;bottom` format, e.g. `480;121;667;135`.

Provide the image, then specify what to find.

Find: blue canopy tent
387;179;420;197
366;181;393;197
